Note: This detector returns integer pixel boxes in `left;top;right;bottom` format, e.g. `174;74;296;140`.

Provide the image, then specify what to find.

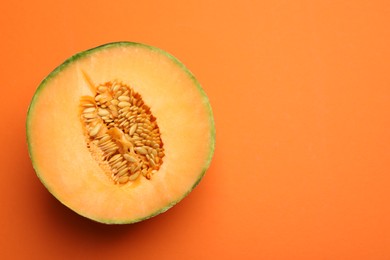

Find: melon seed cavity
79;81;165;184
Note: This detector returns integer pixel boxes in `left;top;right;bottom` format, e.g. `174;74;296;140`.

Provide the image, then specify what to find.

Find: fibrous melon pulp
27;42;215;224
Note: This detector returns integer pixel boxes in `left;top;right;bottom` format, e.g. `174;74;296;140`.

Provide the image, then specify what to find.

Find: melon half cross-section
26;42;215;224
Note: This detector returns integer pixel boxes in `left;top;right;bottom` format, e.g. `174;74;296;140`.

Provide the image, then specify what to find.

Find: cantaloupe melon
26;42;215;224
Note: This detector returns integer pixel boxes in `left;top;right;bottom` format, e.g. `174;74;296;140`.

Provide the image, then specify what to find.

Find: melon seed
83;113;96;119
118;95;130;102
117;175;129;184
116;167;129;177
128;171;141;181
124;154;137;163
129;124;137;136
89;124;102;137
98;109;109;117
134;147;147;155
83;107;96;113
109;154;122;163
118;101;131;108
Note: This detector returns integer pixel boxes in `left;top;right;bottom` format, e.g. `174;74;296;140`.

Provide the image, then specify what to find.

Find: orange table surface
1;0;389;259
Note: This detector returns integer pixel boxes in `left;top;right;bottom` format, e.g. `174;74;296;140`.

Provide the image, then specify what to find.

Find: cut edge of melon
26;42;216;224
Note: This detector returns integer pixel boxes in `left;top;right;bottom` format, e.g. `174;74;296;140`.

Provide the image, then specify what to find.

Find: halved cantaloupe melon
26;42;215;224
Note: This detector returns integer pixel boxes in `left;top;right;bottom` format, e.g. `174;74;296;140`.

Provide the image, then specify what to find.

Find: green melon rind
26;42;215;224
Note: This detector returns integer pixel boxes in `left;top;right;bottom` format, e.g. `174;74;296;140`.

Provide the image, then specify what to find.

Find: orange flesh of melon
27;42;215;224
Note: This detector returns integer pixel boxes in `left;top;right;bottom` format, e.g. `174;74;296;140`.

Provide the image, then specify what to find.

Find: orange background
1;0;390;259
